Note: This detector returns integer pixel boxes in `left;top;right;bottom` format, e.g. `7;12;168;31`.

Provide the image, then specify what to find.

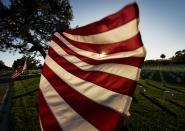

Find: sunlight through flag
39;2;146;131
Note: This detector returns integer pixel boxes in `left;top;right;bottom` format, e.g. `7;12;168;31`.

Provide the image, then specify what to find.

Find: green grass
9;73;185;131
126;79;185;131
9;76;40;131
126;85;185;130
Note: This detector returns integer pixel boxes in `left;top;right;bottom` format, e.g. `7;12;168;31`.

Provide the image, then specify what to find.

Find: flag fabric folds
11;59;27;79
39;3;146;131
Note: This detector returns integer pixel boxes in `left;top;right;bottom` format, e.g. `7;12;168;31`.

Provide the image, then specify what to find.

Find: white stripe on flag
39;116;44;131
63;19;139;44
40;75;98;131
45;56;132;113
54;33;146;59
50;41;141;81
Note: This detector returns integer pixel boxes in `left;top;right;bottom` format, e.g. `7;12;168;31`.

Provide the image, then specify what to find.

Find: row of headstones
139;86;173;101
141;70;184;84
168;72;183;83
140;70;154;79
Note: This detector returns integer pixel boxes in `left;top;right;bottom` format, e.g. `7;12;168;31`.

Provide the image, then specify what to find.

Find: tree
0;60;10;71
0;60;4;66
12;56;41;70
160;54;166;59
171;49;185;64
27;56;41;69
0;0;73;58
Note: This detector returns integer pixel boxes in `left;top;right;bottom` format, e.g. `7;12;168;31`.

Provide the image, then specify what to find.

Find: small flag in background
39;2;146;131
11;59;27;79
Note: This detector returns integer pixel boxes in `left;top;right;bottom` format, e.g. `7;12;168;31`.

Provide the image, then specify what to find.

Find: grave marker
163;91;173;101
140;86;146;94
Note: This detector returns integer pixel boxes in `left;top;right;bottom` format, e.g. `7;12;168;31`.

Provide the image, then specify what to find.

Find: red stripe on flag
52;36;144;68
39;91;62;131
42;65;124;131
60;33;143;54
65;3;139;35
48;48;136;96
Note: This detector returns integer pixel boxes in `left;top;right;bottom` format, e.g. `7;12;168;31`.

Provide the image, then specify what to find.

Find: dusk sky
0;0;185;67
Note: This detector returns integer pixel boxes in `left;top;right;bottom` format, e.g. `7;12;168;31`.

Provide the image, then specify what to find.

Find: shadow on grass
164;84;185;94
138;80;164;92
145;81;165;91
137;82;148;89
168;100;185;110
142;94;177;116
12;89;38;99
132;97;138;103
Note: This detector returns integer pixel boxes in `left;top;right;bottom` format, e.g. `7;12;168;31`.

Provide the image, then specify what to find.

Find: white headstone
163;91;173;101
140;87;146;94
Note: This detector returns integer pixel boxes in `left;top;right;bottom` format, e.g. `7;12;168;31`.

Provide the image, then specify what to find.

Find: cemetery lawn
9;76;40;131
9;74;185;131
127;80;185;131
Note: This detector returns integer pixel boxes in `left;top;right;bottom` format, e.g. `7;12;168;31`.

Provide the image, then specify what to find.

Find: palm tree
159;54;166;86
160;54;166;59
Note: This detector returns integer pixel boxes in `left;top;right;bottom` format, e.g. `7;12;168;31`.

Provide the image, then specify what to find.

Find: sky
1;0;185;67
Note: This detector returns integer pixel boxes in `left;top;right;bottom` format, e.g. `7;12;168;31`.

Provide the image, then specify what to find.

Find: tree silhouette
12;56;40;70
171;49;185;64
0;0;73;58
0;60;10;70
160;54;166;59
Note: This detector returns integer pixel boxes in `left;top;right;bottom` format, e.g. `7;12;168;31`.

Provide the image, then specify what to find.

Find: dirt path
0;73;13;131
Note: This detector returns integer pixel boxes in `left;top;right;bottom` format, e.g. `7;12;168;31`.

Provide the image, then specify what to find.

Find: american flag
39;3;146;131
11;59;27;79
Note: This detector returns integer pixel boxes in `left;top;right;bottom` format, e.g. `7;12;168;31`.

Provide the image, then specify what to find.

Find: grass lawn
9;75;185;131
127;80;185;131
9;77;40;131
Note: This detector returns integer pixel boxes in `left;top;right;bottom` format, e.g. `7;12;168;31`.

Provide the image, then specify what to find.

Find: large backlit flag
39;3;146;131
11;59;27;79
